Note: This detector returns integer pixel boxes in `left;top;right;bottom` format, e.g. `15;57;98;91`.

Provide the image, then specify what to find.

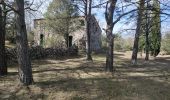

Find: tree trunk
85;0;92;61
145;32;149;60
131;0;145;64
106;32;114;72
64;18;69;48
15;0;33;85
105;0;117;72
145;2;150;61
0;6;7;76
86;15;92;60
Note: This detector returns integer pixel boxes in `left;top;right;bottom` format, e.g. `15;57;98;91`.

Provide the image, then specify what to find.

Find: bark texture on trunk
105;0;117;72
105;32;114;72
145;32;149;61
15;0;33;85
85;0;92;61
145;4;149;61
131;0;145;64
0;6;7;76
86;15;92;61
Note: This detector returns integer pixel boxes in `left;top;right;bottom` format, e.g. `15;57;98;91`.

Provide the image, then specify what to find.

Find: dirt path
0;52;170;100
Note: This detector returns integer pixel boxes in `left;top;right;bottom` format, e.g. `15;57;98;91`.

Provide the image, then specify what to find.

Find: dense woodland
0;0;170;99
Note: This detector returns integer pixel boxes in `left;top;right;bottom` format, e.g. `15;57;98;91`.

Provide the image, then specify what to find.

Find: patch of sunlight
34;72;59;81
94;57;106;61
47;91;77;100
29;85;43;93
0;94;12;99
72;71;112;79
125;72;152;77
16;89;29;96
43;59;81;67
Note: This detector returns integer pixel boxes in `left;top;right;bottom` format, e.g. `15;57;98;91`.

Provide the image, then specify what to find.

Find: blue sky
94;0;170;38
35;0;170;38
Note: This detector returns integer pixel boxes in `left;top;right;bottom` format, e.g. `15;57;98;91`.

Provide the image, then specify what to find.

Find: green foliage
114;34;133;51
138;0;161;56
101;35;107;50
44;0;82;47
101;34;133;51
161;33;170;54
44;0;80;36
45;35;65;48
149;0;161;57
114;34;124;51
5;20;16;43
138;34;145;52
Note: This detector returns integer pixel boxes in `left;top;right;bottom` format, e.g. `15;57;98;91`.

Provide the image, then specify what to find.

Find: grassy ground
0;51;170;100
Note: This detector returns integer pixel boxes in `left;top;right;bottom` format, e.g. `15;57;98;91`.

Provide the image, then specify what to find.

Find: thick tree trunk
86;15;92;61
105;0;117;72
106;32;114;72
145;3;149;61
131;0;145;64
0;6;7;76
15;0;33;85
85;0;92;61
145;32;149;61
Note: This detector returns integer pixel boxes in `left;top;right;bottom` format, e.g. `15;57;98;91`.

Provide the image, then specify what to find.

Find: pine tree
149;0;161;57
45;0;79;48
131;0;145;64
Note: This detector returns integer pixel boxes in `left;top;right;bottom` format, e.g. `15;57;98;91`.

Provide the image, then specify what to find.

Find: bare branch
113;9;137;26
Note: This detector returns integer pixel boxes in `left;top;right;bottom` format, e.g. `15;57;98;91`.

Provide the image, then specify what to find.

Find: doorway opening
40;34;44;46
69;36;73;47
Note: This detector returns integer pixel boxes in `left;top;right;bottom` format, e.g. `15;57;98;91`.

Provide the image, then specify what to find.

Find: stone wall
6;45;78;63
70;15;102;51
33;16;102;51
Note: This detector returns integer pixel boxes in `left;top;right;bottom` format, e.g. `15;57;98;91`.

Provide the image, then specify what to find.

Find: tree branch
113;9;137;26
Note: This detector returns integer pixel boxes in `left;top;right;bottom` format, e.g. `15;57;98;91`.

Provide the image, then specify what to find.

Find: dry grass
0;51;170;100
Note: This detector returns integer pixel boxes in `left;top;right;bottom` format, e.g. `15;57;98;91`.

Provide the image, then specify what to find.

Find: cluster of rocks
6;45;78;63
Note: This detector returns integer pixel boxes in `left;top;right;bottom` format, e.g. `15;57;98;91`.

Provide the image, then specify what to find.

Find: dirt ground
0;51;170;100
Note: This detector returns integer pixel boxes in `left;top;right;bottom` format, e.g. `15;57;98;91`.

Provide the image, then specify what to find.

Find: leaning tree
131;0;145;64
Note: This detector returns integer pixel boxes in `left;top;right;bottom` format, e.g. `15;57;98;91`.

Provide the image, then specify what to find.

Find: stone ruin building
33;15;102;51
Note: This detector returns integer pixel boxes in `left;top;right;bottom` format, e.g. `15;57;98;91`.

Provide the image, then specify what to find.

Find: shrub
161;33;170;54
45;35;65;48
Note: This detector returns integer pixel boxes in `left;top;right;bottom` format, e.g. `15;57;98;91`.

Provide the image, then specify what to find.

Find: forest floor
0;51;170;100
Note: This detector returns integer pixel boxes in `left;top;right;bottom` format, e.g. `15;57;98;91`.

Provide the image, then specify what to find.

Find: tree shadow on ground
33;53;170;99
1;52;170;100
35;76;170;100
